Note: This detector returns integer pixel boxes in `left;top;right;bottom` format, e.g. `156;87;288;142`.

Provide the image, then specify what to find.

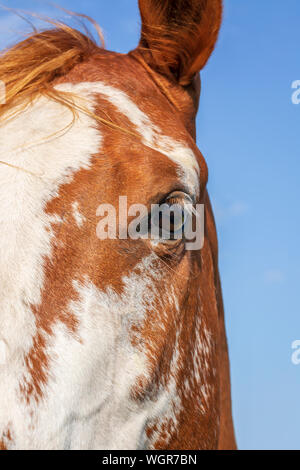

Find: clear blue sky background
1;0;299;450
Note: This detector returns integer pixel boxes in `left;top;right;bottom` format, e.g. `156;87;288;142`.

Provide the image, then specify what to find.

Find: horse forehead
56;81;200;194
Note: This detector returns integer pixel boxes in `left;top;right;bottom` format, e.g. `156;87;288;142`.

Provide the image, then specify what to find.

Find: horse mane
0;13;104;120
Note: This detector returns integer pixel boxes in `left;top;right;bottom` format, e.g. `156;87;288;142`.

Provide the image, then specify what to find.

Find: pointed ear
135;0;222;86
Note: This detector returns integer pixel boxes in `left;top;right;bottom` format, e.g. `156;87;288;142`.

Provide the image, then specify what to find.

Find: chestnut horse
0;0;236;450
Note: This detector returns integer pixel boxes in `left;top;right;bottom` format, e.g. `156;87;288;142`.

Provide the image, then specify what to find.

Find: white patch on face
55;82;200;195
192;313;213;416
0;252;180;449
0;86;101;448
72;201;86;228
146;323;183;448
0;340;7;366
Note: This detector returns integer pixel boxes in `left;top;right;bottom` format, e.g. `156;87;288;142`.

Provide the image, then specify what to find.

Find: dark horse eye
168;205;186;236
148;192;191;241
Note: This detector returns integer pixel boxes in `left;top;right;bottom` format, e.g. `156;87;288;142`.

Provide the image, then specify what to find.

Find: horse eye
167;204;186;236
149;192;191;241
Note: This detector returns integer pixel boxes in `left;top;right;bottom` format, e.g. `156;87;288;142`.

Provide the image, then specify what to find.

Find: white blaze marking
0;86;101;449
0;341;7;365
55;82;200;194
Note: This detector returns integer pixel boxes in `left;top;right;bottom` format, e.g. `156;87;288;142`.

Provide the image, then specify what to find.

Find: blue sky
1;0;299;450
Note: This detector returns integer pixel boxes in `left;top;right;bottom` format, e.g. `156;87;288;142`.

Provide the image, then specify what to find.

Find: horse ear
135;0;222;86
